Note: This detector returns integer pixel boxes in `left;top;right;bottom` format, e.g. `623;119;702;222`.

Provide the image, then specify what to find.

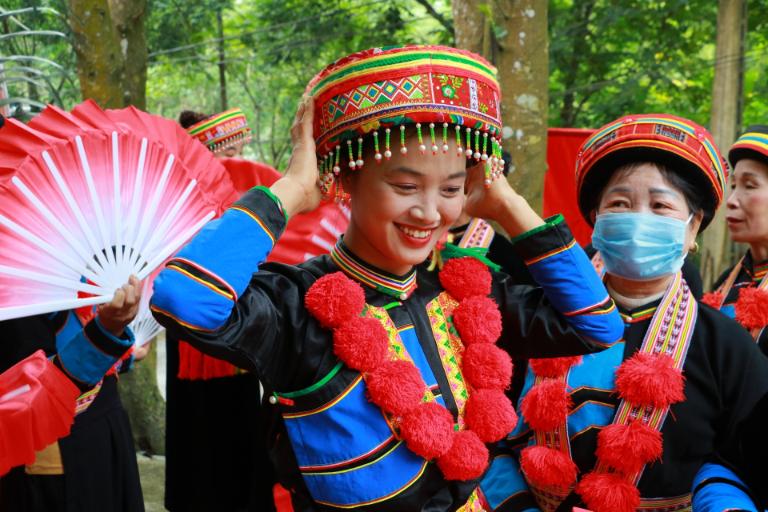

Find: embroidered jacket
493;296;768;512
151;187;624;511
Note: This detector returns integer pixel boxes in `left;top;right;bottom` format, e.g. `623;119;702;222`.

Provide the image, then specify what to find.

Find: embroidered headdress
186;108;252;154
575;114;728;228
307;45;505;197
729;124;768;168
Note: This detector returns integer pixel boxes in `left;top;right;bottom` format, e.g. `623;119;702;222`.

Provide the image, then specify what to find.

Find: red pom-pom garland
439;257;492;300
596;421;662;475
700;291;724;309
366;360;425;417
304;257;515;482
520;445;578;490
333;317;389;372
462;344;513;390
436;430;489;481
529;356;582;379
615;352;684;409
452;296;502;344
735;287;768;330
305;272;365;328
520;378;572;431
576;472;640;512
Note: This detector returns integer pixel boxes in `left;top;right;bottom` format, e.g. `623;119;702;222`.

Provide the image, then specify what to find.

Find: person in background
161;108;275;512
501;114;768;512
0;277;144;512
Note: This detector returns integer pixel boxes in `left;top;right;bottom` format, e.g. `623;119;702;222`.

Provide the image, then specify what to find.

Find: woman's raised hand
271;96;323;217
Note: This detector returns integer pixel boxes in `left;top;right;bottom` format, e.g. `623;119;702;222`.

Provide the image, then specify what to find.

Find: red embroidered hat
729;125;768;168
575;114;728;229
186;108;252;154
307;45;505;195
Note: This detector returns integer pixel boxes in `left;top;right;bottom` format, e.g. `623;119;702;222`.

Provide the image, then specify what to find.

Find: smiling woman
150;45;624;511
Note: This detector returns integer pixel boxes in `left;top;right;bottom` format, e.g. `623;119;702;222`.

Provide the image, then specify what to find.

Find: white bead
456;147;463;156
442;144;450;152
268;395;278;405
465;149;473;157
431;145;438;153
349;161;356;169
384;150;392;158
481;154;488;161
399;293;407;300
400;146;408;154
473;152;481;159
356;159;364;168
375;153;383;161
419;144;427;153
429;122;435;128
484;179;492;186
333;165;340;174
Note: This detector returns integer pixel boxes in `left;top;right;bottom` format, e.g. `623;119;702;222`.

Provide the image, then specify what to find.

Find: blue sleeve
692;462;762;512
510;215;623;348
151;186;287;332
479;443;539;511
56;315;135;386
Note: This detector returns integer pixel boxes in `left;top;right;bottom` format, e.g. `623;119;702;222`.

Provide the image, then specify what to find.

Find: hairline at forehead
734;158;768;178
385;166;467;180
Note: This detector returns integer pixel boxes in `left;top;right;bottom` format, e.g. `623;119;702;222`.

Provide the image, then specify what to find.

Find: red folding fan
0;102;237;321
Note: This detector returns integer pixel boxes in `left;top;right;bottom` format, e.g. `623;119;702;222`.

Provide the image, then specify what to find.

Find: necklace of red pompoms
519;281;692;512
702;257;768;337
304;257;517;481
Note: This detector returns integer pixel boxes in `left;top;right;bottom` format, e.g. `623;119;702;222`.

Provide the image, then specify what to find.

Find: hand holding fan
0;102;237;321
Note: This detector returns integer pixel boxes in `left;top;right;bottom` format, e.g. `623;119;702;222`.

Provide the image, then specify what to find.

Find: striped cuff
56;319;134;386
512;216;623;346
151;187;287;332
692;462;760;512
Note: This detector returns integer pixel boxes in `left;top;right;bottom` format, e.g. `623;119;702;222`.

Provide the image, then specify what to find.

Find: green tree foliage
145;0;452;167
0;0;78;118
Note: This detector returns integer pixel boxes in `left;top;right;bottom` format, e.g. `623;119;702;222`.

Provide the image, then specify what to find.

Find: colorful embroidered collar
330;240;417;300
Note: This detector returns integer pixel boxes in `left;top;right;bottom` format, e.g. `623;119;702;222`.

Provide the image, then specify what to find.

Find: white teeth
398;225;431;239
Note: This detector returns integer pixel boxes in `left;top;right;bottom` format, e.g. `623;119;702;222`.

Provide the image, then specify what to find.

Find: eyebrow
389;166;467;180
648;187;681;198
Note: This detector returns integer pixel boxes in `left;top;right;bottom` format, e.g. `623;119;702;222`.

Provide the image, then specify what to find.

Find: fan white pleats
0;102;237;322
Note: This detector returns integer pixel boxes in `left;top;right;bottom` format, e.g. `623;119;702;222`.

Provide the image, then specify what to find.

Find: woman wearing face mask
500;115;768;512
703;126;768;354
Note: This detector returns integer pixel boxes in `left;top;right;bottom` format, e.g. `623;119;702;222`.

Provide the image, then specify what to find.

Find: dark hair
603;161;706;217
178;110;209;129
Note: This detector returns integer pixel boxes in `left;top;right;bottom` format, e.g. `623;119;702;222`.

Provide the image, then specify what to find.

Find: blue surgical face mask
592;212;690;281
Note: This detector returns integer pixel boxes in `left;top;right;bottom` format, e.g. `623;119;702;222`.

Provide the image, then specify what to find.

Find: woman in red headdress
151;45;624;511
503;115;768;512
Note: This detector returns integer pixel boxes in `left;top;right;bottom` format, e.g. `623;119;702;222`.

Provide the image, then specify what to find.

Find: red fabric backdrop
543;128;596;247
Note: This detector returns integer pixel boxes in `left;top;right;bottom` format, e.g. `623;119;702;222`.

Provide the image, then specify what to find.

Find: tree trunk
67;0;147;109
494;0;548;213
67;0;161;454
700;0;747;288
453;0;549;214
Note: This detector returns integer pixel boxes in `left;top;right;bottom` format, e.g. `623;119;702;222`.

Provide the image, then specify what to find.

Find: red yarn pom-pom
596;421;662;474
366;360;425;417
462;344;513;390
399;402;455;460
453;296;502;345
615;352;684;409
333;317;389;373
529;356;582;379
576;471;640;512
519;445;578;490
700;291;724;309
735;287;768;330
436;430;489;481
464;389;518;442
305;272;365;328
439;257;492;300
520;379;571;431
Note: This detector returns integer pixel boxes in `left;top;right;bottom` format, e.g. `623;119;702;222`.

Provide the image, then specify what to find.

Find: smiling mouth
396;224;434;239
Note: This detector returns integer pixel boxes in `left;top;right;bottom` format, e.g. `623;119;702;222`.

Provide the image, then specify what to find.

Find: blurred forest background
2;0;767;455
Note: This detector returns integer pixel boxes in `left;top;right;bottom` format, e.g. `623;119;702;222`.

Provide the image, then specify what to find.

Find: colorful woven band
187;108;252;154
575;114;727;225
308;45;502;156
729;125;768;167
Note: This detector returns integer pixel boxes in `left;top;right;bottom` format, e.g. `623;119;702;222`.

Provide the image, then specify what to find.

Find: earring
690;241;699;254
